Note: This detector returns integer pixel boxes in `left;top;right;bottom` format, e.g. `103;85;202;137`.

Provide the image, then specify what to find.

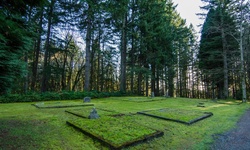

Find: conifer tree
229;0;249;102
199;0;238;99
0;0;43;94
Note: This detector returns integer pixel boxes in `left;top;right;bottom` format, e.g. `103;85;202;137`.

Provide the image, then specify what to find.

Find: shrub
25;92;42;101
0;91;137;103
5;94;24;102
41;92;61;101
59;91;75;100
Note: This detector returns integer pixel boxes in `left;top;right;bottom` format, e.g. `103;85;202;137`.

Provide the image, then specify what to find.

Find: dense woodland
0;0;249;101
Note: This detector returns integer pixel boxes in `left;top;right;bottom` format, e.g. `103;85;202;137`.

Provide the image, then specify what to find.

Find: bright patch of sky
174;0;205;34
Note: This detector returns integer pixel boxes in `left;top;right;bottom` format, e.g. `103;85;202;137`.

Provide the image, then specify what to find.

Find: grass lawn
0;97;249;150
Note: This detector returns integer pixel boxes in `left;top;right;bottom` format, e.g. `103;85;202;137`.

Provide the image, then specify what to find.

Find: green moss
67;116;162;149
140;108;209;122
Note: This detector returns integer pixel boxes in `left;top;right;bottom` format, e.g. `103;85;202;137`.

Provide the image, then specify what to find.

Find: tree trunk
72;61;84;91
219;4;229;99
90;39;96;90
146;74;149;96
156;69;160;96
239;0;247;102
23;6;33;93
120;12;127;93
62;35;73;90
84;4;92;92
100;55;104;92
151;63;156;96
138;71;142;95
41;0;55;92
222;29;229;99
97;27;101;91
130;0;135;93
66;55;74;91
61;52;67;90
164;67;168;97
31;7;43;91
168;66;174;97
100;43;104;91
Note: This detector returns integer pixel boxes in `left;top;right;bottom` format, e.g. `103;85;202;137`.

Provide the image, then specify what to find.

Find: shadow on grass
0;119;50;149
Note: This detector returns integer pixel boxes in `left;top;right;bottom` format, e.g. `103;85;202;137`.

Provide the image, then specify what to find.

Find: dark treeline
0;0;249;101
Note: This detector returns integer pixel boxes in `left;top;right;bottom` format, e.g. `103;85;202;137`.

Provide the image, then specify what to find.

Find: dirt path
211;109;250;150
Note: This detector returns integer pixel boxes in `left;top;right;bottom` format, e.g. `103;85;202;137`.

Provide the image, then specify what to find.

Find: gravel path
211;109;250;150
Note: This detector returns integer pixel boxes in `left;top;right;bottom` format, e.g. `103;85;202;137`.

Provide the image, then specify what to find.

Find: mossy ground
67;115;161;148
0;97;249;150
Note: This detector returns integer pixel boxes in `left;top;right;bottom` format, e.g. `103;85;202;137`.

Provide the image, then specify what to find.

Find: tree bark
138;71;142;95
120;12;127;92
151;63;156;96
41;0;55;92
72;61;84;91
168;66;174;97
222;29;229;99
219;3;229;99
239;0;247;102
84;4;92;92
100;51;104;92
31;7;43;91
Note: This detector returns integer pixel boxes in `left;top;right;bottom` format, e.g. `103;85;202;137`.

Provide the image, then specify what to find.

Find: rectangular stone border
65;110;88;118
31;103;94;109
188;112;213;124
121;98;167;103
216;102;243;105
97;108;137;116
96;108;119;113
137;110;213;125
66;121;164;150
65;108;117;118
65;108;137;120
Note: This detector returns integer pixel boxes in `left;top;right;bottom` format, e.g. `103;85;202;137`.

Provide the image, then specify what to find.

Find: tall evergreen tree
199;8;224;98
0;0;44;94
229;0;249;102
199;0;238;99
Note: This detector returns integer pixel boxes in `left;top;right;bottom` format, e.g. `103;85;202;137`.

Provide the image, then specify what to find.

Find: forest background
0;0;249;102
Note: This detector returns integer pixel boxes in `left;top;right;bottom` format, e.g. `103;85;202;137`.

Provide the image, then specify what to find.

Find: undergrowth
0;91;130;103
